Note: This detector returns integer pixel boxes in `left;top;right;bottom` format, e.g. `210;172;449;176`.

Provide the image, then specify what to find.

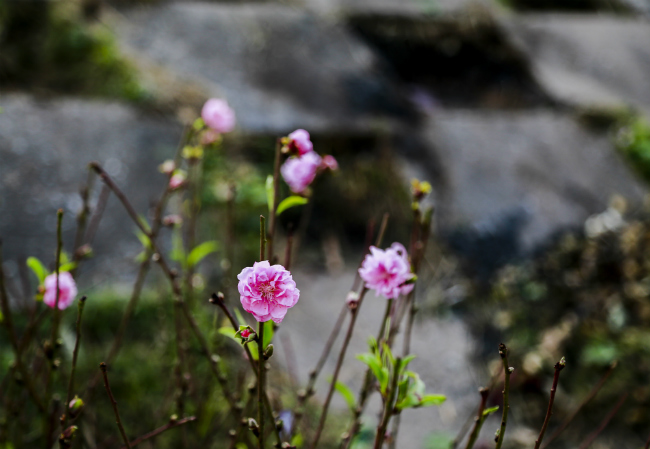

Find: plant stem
541;361;615;449
494;343;511;449
310;288;369;449
373;358;401;449
0;242;45;412
100;362;131;448
257;321;266;449
260;215;266;262
463;388;490;449
63;295;87;428
119;416;196;448
267;140;282;261
577;393;627;449
534;358;566;449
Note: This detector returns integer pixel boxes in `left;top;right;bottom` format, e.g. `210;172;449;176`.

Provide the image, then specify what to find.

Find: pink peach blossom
201;98;236;134
286;129;313;156
359;243;414;299
240;328;252;338
43;272;77;310
281;151;322;193
237;261;300;323
321;155;338;171
169;171;186;190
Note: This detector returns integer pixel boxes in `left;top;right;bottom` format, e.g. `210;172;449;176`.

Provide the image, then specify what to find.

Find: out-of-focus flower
43;272;77;310
281;151;322;193
162;214;183;227
158;160;176;175
359;243;414;299
169;170;187;190
282;129;313;156
68;396;84;417
321;155;338;171
411;179;432;201
201;98;236;133
201;129;222;146
237;261;300;323
182;145;204;160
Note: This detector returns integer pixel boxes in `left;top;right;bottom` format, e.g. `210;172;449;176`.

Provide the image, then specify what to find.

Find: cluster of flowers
280;129;338;194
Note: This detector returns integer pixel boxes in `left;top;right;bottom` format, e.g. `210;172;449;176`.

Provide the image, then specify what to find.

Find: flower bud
158;160;176;175
264;344;274;360
248;418;260;436
68;396;84;417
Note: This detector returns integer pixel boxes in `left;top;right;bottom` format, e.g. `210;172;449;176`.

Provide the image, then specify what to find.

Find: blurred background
2;0;650;447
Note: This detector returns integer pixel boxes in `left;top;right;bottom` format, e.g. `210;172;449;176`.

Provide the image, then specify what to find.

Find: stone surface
504;14;650;114
115;2;412;134
419;110;648;275
0;94;181;287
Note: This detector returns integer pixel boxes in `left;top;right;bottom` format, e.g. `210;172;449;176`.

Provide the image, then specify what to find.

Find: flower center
259;283;276;300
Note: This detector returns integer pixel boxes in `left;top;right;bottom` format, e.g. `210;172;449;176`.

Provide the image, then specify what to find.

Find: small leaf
357;353;384;387
419;394;447;407
59;262;77;273
26;257;48;284
135;229;152;250
333;380;356;411
187;241;219;268
263;320;274;348
276;196;308;216
60;251;71;265
482;406;499;417
291;433;303;448
266;175;274;213
138;215;151;233
218;327;237;341
400;355;417;373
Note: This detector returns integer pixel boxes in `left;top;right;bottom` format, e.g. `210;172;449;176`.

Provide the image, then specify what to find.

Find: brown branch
534;358;566;449
541;361;616;449
494;343;512;449
373;358;402;449
100;363;131;448
463;388;490;449
577;393;628;449
119;416;196;448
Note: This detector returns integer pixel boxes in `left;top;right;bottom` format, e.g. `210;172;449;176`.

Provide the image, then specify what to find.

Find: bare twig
63;296;88;428
494;343;512;449
463;388;490;449
100;363;131;448
577;393;628;449
534;358;566;449
541;361;616;449
82;183;110;250
119;416;196;448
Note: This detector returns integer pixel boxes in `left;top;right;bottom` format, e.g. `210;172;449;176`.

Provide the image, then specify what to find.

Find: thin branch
100;363;131;449
63;296;88;428
494;343;512;449
267;139;282;261
82;183;110;250
373;358;402;449
119;416;196;449
310;288;369;449
577;393;628;449
463;388;490;449
534;358;566;449
541;361;616;449
257;321;266;449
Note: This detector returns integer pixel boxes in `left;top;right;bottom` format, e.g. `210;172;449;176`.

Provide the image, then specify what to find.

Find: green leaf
60;251;71;265
59;262;77;273
382;343;396;368
187;241;219;268
135;229;152;250
333;380;356;411
276;196;308;216
482;406;499;417
291;433;303;448
419;394;447;407
218;327;237;341
400;355;417;373
138;214;151;233
357;353;384;388
26;257;48;284
266;175;274;213
234;308;247;328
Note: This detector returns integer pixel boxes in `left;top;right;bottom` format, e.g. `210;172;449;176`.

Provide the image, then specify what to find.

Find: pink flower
43;272;77;310
321;155;338;171
237;261;300;323
286;129;313;156
240;328;252;338
158;159;175;175
169;171;186;190
359;243;414;299
201;98;236;133
281;151;322;193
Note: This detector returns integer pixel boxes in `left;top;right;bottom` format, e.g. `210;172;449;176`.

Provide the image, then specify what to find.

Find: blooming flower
237;261;300;323
359;243;414;299
201;98;236;134
169;171;186;190
285;129;313;156
281;151;322;193
43;272;77;310
321;155;338;171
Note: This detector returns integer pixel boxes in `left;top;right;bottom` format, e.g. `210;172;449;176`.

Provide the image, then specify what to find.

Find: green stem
63;295;87;428
373;358;402;449
257;321;265;449
494;344;511;449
